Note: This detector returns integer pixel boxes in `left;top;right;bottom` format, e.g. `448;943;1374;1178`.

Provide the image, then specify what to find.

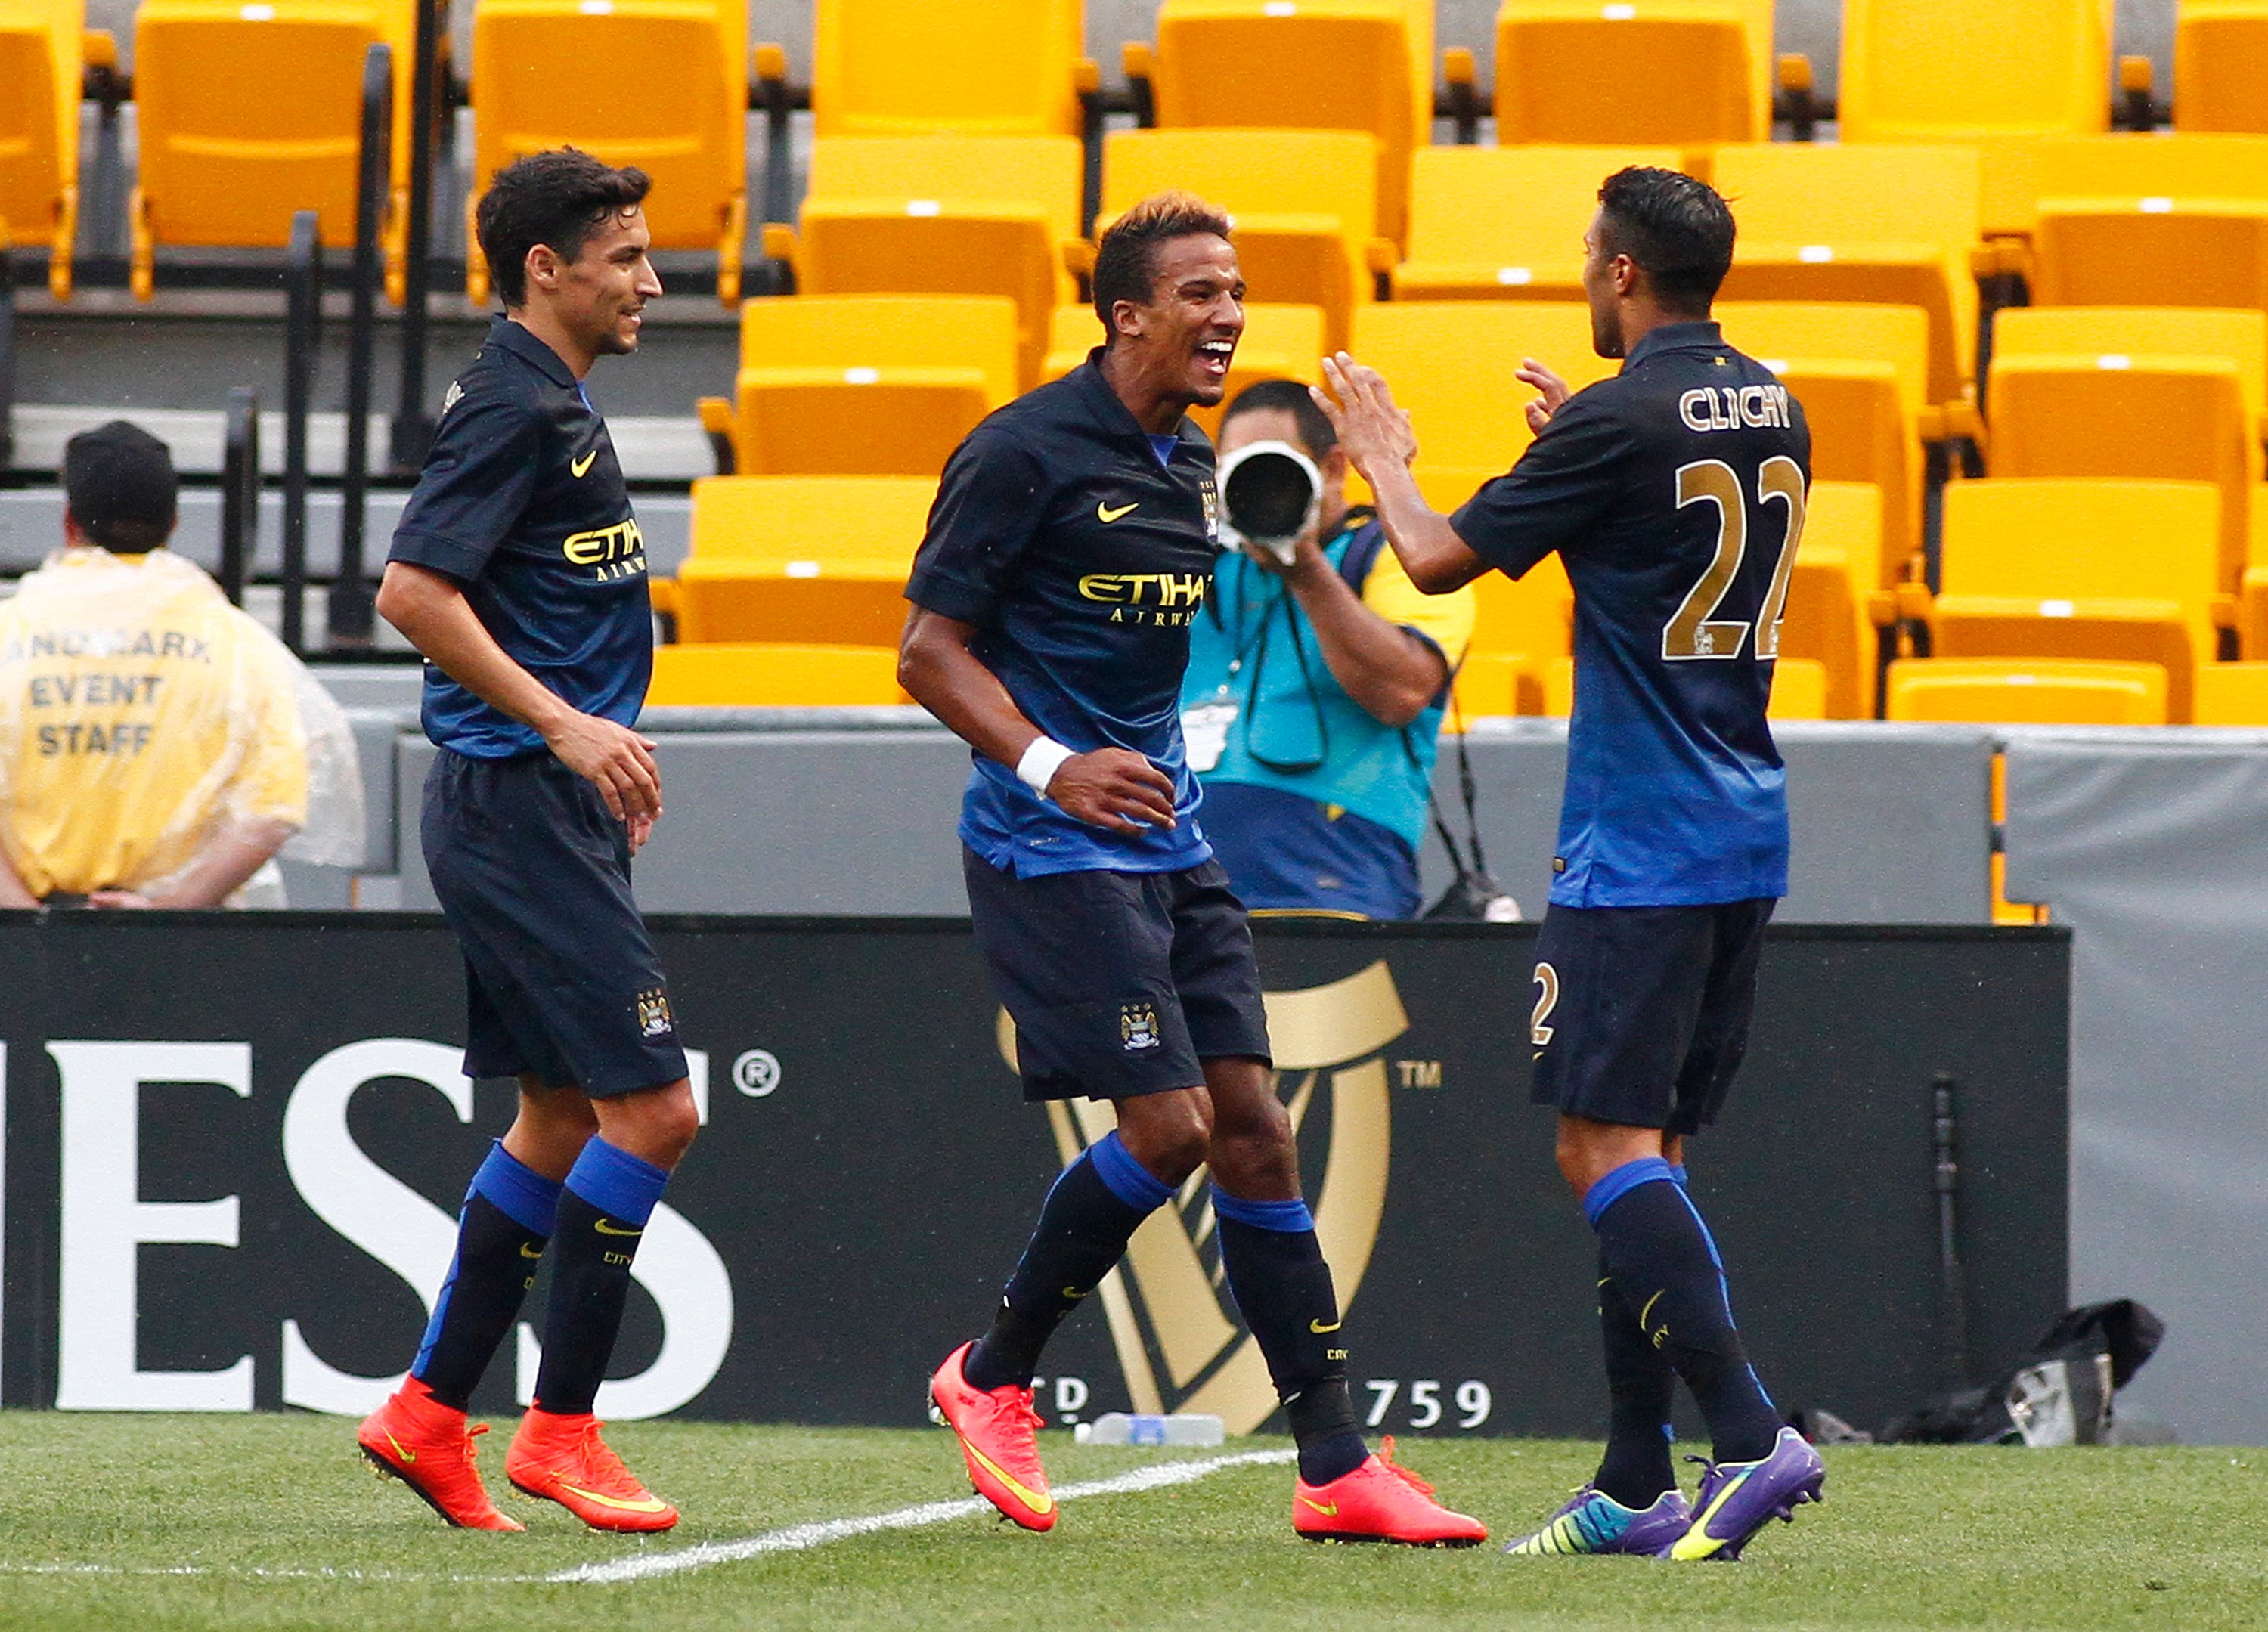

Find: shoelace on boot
1375;1436;1437;1496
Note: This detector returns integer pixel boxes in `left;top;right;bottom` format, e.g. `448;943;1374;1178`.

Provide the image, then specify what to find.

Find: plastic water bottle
1074;1411;1225;1447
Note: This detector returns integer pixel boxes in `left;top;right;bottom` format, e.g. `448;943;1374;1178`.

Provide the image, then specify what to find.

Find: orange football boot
358;1377;524;1531
928;1339;1056;1531
1293;1436;1488;1547
505;1408;680;1532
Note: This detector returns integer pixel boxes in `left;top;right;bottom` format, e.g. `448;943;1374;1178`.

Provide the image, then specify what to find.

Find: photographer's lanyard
1191;541;1345;776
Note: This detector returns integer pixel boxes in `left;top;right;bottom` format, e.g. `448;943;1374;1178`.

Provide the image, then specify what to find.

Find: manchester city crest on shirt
1120;1001;1161;1051
635;986;676;1040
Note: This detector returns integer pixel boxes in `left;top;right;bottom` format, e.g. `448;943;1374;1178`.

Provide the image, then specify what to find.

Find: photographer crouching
1182;380;1476;920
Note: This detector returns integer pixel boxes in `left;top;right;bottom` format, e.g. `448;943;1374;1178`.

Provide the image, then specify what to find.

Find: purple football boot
1503;1485;1692;1557
1668;1426;1826;1561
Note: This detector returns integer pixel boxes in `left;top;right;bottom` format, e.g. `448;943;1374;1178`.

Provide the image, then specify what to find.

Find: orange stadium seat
1710;143;1984;407
810;0;1089;138
1774;480;1886;720
1885;658;2170;725
1136;0;1432;245
671;475;935;646
1393;144;1693;302
0;0;85;298
1043;301;1326;439
1767;657;1830;719
2192;660;2268;721
1492;0;1775;146
647;642;911;706
131;0;414;300
765;135;1084;386
1100;127;1388;351
1913;478;2226;720
718;295;1018;477
469;0;745;305
1987;307;2267;591
2176;2;2268;132
1715;301;1935;578
1836;0;2113;144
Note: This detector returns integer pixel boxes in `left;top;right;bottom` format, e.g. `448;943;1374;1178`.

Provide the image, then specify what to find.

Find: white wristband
1015;736;1076;797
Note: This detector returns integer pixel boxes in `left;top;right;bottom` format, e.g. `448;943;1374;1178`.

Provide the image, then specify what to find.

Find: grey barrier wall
0;912;2067;1437
2003;728;2268;1447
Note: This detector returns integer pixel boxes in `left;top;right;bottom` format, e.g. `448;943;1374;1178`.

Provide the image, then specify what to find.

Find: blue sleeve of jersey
387;394;541;584
904;431;1046;624
1447;392;1635;580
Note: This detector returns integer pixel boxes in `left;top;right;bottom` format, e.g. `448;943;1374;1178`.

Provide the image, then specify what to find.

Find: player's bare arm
1314;355;1488;594
898;606;1177;835
376;559;662;831
1262;527;1446;726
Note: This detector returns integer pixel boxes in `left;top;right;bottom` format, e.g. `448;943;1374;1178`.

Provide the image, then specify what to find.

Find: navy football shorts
963;847;1274;1102
423;748;688;1097
1527;897;1775;1135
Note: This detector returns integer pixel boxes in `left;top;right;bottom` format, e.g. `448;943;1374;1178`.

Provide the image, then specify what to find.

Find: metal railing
218;386;260;607
333;40;392;650
280;211;323;655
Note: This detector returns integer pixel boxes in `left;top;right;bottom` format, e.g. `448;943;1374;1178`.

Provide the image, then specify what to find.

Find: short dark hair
476;148;652;308
1222;378;1336;460
1595;166;1735;314
1092;190;1234;340
64;420;177;553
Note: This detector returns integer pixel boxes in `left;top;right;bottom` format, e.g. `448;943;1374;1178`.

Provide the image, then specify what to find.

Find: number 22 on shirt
1661;454;1807;662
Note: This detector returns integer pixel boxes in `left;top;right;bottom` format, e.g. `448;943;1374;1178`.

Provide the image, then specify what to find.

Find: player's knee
1119;1094;1211;1184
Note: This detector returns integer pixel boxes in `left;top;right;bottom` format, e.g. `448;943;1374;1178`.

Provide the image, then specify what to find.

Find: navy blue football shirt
1450;320;1810;908
906;351;1221;877
389;317;652;757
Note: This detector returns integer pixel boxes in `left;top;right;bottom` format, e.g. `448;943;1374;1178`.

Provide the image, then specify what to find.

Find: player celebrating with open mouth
900;191;1483;1548
1316;167;1827;1562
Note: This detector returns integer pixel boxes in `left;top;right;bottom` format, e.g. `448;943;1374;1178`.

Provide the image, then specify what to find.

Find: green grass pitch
0;1412;2262;1630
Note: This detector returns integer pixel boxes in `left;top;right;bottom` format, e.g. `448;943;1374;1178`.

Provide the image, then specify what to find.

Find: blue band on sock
1087;1132;1173;1212
565;1137;670;1225
1583;1157;1678;1229
1668;1163;1690;1188
1210;1185;1315;1233
469;1142;563;1236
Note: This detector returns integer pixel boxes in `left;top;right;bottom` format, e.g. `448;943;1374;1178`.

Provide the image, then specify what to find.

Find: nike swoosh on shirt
1097;500;1139;522
570;448;599;478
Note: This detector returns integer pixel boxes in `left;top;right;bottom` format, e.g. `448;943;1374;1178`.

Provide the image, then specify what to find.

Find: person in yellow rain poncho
0;421;361;907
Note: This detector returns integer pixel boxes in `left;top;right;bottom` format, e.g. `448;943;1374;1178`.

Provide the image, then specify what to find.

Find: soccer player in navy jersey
357;150;691;1534
1317;167;1828;1562
900;192;1483;1547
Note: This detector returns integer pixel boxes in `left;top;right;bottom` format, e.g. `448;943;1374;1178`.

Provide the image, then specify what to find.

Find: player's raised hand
544;710;664;824
1315;355;1418;482
1047;747;1178;835
1516;357;1572;433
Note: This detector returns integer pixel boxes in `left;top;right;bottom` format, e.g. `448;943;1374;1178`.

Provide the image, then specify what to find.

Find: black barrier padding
0;914;2068;1438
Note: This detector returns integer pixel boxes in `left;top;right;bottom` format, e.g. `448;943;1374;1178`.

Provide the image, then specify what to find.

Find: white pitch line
548;1447;1301;1586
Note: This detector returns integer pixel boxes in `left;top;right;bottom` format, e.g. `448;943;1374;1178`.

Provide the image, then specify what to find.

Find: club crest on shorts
634;986;675;1040
1119;1001;1161;1051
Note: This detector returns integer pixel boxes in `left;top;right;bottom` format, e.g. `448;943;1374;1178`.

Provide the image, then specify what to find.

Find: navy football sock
1592;1250;1678;1508
532;1138;669;1418
1213;1190;1367;1487
966;1132;1169;1392
1585;1157;1781;1466
411;1142;561;1411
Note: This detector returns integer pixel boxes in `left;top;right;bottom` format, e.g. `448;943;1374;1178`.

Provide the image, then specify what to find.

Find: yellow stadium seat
2192;660;2268;721
1042;301;1326;439
1710;144;1984;405
1768;658;1830;720
810;0;1087;139
1451;649;1526;717
1836;0;2114;144
725;295;1019;477
1715;301;1935;576
1140;0;1431;245
1774;480;1885;720
1987;306;2266;590
1492;0;1774;146
673;475;934;645
1100;128;1388;351
1349;302;1616;500
647;643;910;707
1468;557;1576;670
1885;658;2169;725
1530;653;1576;715
132;0;414;301
768;135;1083;386
1393;144;1693;302
1919;478;2226;720
2176;2;2268;132
0;0;84;298
469;0;745;305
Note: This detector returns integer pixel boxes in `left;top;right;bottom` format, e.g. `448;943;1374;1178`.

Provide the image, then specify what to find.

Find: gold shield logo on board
995;959;1405;1434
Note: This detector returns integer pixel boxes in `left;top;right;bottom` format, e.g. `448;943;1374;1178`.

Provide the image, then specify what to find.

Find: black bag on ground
1877;1299;2165;1445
